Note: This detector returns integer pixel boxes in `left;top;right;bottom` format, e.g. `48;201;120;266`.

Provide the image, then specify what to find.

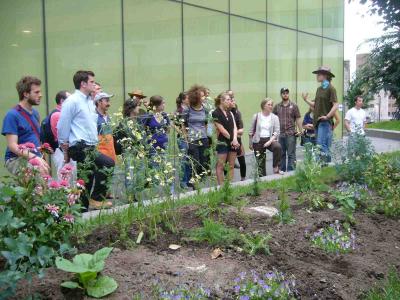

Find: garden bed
12;186;400;300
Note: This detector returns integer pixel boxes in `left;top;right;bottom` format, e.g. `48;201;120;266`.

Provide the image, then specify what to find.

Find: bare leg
216;153;228;185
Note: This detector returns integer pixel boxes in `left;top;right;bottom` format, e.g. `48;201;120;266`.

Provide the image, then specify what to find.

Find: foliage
155;284;211;300
298;190;332;211
250;153;261;196
333;133;375;183
241;233;271;256
367;120;400;131
295;144;322;192
364;267;400;300
55;247;118;298
232;270;297;300
274;186;295;225
306;221;356;254
187;219;240;247
344;70;374;109
364;154;400;217
0;155;82;298
196;190;225;219
220;163;234;204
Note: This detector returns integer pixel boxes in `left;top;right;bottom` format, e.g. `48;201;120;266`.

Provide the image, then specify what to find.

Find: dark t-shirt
313;84;337;127
212;107;235;146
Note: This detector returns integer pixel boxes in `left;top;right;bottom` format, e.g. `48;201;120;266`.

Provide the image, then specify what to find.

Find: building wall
0;0;344;171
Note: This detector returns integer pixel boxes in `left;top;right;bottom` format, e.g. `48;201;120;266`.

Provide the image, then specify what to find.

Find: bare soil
11;187;400;300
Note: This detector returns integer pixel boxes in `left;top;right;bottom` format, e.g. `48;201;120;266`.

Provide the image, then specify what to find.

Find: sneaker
89;199;113;210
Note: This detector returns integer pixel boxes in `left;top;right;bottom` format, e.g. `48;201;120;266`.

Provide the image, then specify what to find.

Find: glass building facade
0;0;344;170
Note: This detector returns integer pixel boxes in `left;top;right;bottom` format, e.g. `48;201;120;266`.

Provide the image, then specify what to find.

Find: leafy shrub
364;154;400;217
241;233;271;256
306;220;356;254
364;267;400;300
232;270;297;300
333;133;375;183
187;219;240;246
56;247;118;298
295;144;322;192
298;190;332;210
274;186;295;224
0;154;82;298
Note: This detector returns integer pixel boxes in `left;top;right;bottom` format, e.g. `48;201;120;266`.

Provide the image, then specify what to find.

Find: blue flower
239;296;250;300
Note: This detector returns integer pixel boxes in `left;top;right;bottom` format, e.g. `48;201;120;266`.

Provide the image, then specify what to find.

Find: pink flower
45;204;60;217
42;174;52;182
41;143;51;149
48;180;61;189
59;180;69;188
63;214;74;223
17;144;27;151
61;164;74;172
28;157;41;167
67;193;78;206
76;179;85;190
24;142;36;150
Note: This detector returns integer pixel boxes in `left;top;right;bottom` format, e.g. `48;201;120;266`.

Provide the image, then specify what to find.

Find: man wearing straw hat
302;66;338;163
128;89;147;115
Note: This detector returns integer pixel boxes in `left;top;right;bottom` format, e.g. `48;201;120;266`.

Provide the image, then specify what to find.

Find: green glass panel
297;32;322;118
267;25;297;105
0;0;45;175
323;39;344;137
184;0;228;12
323;0;344;41
183;5;229;94
231;16;266;149
267;0;297;29
298;0;322;36
45;0;123;114
124;0;182;112
230;0;266;21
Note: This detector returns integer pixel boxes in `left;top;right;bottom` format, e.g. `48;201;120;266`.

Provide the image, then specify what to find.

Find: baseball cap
280;87;289;94
94;92;114;102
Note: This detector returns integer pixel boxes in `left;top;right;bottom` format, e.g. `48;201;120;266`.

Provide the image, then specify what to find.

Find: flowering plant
233;270;297;300
0;150;82;298
155;284;211;300
306;220;356;254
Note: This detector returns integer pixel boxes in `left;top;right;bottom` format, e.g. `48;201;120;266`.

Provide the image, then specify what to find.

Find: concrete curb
82;171;295;220
365;128;400;141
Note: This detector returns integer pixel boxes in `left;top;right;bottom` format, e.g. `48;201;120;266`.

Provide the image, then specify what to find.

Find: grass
365;267;400;300
367;120;400;131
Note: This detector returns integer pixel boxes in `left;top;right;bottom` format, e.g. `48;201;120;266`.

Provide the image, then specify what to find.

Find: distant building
356;53;396;121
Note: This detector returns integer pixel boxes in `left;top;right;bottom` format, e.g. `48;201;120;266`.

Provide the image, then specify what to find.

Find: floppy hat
128;89;146;99
312;66;335;78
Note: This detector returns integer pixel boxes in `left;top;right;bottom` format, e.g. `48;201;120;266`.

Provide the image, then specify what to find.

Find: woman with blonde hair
212;92;240;184
249;98;283;176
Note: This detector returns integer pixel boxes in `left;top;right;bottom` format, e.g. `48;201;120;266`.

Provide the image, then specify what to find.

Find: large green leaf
61;281;81;289
72;253;93;268
55;257;88;273
86;275;118;298
78;271;97;288
91;247;113;266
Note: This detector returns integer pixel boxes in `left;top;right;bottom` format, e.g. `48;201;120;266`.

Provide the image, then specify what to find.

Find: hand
302;92;309;101
318;115;328;121
249;143;253;151
37;157;50;175
231;139;240;149
263;141;271;148
304;124;313;130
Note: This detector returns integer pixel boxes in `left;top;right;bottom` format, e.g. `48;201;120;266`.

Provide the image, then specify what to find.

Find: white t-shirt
259;114;272;138
345;107;366;134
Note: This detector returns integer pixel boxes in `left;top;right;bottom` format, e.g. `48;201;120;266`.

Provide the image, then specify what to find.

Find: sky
344;0;386;76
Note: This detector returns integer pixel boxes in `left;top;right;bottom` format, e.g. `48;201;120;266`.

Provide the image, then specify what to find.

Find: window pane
298;0;322;36
0;0;45;174
323;0;344;41
183;6;229;94
124;0;182;110
184;0;228;12
231;16;266;147
297;32;322;116
267;25;297;105
323;39;344;137
267;0;297;29
230;0;266;21
45;0;123;112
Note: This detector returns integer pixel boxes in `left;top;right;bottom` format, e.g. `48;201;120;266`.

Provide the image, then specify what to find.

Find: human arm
214;122;230;140
264;116;280;147
50;111;60;141
332;111;340;130
301;92;315;108
231;112;239;149
57;100;75;162
248;114;257;150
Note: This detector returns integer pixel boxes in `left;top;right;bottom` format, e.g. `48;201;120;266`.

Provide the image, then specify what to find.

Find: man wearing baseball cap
273;87;302;172
302;66;339;163
95;92;116;162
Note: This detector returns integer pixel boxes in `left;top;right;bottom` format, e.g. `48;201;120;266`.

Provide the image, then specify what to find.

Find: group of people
2;66;367;211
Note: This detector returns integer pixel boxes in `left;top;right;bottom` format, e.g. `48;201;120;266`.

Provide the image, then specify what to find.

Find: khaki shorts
5;157;23;175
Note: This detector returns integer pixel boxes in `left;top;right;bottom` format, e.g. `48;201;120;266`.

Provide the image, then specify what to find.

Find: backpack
40;109;59;150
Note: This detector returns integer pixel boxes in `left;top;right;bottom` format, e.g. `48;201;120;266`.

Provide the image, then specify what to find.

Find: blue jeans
316;120;333;163
279;135;297;172
177;138;191;187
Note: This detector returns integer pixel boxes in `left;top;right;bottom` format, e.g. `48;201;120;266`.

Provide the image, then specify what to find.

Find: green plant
364;267;400;300
187;219;240;246
250;153;261;196
241;233;271;256
298;190;332;210
220;163;234;204
196;190;224;219
55;247;118;298
154;284;211;299
274;186;295;224
295;144;322;192
307;220;356;254
333;133;375;183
